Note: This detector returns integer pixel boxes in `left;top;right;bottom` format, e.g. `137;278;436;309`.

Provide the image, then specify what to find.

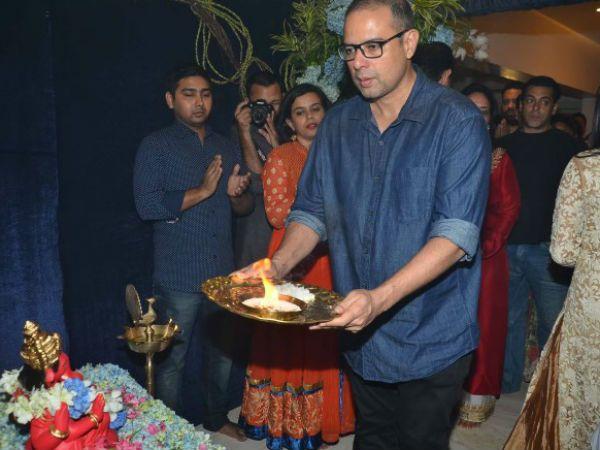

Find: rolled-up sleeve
286;210;327;240
133;136;184;221
288;126;329;241
429;218;481;260
428;114;491;261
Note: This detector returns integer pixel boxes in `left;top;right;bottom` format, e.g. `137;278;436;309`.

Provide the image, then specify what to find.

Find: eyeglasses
337;30;410;61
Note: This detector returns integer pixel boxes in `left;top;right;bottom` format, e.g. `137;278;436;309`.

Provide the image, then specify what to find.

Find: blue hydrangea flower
432;25;455;46
78;363;225;449
109;410;127;430
323;55;345;84
326;0;351;36
296;65;340;102
63;378;91;420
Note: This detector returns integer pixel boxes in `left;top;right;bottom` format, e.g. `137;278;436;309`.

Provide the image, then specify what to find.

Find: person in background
458;83;521;427
572;112;591;150
499;75;580;394
233;71;284;269
552;113;578;138
505;148;600;450
133;65;252;441
412;41;454;86
239;83;355;449
495;80;523;139
552;114;589;152
572;112;589;143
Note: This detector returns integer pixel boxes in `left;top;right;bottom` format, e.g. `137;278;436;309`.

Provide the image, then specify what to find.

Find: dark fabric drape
0;1;68;372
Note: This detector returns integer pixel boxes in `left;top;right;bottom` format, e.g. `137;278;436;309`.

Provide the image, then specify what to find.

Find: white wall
471;10;600;95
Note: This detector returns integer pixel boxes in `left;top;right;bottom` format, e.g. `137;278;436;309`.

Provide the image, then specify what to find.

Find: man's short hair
412;42;454;83
345;0;415;30
164;65;211;96
244;70;282;96
501;80;524;97
522;76;561;103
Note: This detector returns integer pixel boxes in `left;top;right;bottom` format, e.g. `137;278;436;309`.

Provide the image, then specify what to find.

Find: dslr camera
248;99;274;128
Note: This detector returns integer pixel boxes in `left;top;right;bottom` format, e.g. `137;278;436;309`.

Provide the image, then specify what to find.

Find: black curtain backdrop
52;0;290;423
2;0;583;425
1;1;68;371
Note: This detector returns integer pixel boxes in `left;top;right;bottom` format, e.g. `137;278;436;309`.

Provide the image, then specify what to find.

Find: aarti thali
202;276;343;325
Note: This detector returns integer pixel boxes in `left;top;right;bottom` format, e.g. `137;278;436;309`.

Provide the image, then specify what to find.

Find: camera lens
249;100;272;128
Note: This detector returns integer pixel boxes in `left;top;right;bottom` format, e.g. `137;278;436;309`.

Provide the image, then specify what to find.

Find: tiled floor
201;385;527;450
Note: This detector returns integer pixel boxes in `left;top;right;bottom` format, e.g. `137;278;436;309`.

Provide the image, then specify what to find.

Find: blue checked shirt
133;120;242;292
289;70;491;382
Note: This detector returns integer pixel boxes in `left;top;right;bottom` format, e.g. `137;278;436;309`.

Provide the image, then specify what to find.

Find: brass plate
202;276;342;325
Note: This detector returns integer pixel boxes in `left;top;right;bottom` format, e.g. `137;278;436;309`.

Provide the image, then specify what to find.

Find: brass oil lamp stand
119;285;179;396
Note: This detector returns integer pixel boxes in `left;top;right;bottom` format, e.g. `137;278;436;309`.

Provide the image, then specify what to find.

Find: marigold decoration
174;0;271;96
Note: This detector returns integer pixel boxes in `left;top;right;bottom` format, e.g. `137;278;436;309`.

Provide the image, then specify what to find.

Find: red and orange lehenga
459;148;521;426
239;141;355;449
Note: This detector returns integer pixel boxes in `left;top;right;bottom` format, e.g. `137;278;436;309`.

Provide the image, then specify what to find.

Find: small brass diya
230;285;307;321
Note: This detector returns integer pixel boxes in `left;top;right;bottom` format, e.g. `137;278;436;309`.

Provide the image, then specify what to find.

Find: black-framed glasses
337;29;410;61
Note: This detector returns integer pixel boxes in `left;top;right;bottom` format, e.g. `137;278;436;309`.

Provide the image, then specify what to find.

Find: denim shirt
289;71;491;382
133;120;241;292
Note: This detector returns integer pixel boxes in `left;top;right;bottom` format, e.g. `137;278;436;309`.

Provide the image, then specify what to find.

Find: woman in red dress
458;84;521;426
239;84;355;449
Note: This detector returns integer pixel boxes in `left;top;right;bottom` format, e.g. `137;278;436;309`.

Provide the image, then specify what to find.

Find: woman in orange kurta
239;84;355;449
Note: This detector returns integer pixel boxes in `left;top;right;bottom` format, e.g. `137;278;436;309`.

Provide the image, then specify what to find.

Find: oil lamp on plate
234;259;308;319
202;259;343;325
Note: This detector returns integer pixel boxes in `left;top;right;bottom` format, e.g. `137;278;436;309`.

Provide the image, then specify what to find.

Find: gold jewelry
49;425;69;439
20;321;62;371
88;413;100;428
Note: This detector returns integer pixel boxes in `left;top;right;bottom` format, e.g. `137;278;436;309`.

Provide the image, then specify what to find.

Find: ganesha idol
16;321;119;450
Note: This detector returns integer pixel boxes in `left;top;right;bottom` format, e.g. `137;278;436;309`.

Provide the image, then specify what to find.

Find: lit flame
252;259;280;309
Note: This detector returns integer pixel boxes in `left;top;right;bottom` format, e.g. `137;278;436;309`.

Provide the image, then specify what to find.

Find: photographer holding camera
233;71;284;269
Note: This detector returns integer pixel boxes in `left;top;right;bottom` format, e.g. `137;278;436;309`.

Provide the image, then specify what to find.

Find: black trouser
349;354;471;450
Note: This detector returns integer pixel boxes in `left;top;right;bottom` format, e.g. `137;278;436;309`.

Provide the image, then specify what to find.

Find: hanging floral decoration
271;0;342;94
175;0;271;96
273;0;489;101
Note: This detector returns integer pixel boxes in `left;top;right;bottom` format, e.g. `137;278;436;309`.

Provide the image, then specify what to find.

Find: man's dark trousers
349;354;471;450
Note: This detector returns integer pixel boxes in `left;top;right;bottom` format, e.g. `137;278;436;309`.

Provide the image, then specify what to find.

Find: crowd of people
132;0;599;449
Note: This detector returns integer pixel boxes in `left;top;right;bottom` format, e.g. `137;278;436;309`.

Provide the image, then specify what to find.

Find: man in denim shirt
236;1;490;448
133;66;251;440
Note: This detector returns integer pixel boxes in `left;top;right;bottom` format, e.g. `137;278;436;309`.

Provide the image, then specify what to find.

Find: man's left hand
310;289;381;333
227;164;251;197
